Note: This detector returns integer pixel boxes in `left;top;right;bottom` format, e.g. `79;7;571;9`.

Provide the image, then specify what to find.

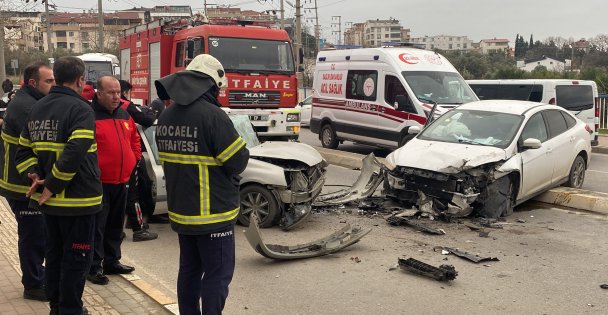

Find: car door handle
570;136;575;142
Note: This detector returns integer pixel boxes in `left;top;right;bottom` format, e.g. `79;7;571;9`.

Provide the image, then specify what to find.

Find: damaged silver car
138;115;327;230
383;100;591;219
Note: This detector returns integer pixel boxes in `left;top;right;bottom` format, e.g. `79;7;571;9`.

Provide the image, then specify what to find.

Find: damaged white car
384;100;592;218
138;115;327;230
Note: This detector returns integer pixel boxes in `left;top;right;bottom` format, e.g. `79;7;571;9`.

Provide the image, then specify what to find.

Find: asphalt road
298;127;608;194
121;164;608;315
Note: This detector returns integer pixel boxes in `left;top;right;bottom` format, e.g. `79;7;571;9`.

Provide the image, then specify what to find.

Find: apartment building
410;35;474;51
1;11;44;51
364;19;402;47
479;38;510;54
42;12;141;53
344;23;365;46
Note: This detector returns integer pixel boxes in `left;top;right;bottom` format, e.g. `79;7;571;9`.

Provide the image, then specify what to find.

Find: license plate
249;115;268;121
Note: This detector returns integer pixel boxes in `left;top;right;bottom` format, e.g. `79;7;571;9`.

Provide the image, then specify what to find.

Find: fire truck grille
229;91;281;106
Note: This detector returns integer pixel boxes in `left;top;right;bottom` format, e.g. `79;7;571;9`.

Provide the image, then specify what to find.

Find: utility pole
280;0;284;30
295;0;302;67
331;16;341;45
45;0;53;53
204;0;208;16
0;25;5;82
314;0;320;53
98;0;104;52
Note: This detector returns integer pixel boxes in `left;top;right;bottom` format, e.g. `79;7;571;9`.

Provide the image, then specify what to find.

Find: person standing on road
118;79;160;242
3;78;14;93
155;54;249;315
0;62;55;302
15;56;102;315
86;76;139;285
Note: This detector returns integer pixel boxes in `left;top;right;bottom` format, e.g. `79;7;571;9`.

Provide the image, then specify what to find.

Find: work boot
86;271;109;285
133;229;158;242
104;262;135;275
23;287;47;301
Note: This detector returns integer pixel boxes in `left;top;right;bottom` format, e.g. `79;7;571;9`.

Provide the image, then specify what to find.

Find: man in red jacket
87;76;140;285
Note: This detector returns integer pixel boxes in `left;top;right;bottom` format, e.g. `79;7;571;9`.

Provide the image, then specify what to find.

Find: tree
529;34;534;48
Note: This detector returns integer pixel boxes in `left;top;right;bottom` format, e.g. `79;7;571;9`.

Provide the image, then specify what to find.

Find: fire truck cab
120;19;301;140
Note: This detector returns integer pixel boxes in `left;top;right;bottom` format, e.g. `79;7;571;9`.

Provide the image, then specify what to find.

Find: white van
310;47;478;149
467;79;599;146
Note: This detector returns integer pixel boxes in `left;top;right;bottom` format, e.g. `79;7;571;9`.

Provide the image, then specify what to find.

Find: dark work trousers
177;227;236;315
91;183;127;273
44;213;95;315
7;198;46;290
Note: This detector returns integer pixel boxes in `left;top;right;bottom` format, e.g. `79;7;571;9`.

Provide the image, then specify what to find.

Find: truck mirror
299;48;304;64
395;95;415;113
113;65;121;77
186;39;195;60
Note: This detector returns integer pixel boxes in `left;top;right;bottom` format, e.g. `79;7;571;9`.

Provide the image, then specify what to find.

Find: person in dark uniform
155;54;249;315
118;79;160;241
0;62;55;301
16;56;102;315
86;76;139;285
2;78;14;93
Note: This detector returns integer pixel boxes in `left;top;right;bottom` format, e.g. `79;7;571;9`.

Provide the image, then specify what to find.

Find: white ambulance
467;79;600;146
310;47;478;149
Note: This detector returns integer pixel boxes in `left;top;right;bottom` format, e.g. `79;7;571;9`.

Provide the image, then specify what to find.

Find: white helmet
186;54;228;90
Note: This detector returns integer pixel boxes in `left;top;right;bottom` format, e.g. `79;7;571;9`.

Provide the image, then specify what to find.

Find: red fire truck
119;18;301;140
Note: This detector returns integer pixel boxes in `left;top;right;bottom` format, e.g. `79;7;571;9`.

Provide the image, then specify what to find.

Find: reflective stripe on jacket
14;86;103;216
156;96;249;235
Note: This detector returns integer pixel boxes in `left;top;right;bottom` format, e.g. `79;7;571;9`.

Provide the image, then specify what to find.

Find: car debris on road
434;247;500;263
243;213;371;260
398;257;458;281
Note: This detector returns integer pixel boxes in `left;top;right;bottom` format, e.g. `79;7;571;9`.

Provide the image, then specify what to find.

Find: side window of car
175;41;185;67
346;70;377;101
561;111;577;129
384;75;408;106
543;109;569;138
521;113;548;143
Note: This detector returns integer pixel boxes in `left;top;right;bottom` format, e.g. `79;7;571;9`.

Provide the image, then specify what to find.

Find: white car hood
249;141;324;166
391;138;508;174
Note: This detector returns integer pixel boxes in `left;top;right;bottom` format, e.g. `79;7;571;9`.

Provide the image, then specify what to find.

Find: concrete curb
591;145;608;154
315;146;608;215
120;273;179;314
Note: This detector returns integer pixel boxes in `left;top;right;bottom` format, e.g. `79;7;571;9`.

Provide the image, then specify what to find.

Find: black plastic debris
387;216;445;235
398;257;457;281
600;284;608;289
358;198;382;210
436;247;500;263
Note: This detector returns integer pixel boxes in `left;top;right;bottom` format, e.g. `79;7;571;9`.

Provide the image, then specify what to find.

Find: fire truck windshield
208;37;295;74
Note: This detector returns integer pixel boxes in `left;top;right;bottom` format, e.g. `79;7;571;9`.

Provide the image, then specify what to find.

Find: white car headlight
286;113;300;122
384;152;397;171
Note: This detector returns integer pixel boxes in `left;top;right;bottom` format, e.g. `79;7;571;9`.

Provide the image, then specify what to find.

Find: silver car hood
249;141;324;166
390;138;508;173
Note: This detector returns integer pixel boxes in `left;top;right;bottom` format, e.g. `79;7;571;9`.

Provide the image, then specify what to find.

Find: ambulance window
346;70;377;101
384;75;408;106
175;41;185;67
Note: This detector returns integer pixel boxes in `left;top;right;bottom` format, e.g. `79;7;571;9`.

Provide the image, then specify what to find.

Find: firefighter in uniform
16;56;102;315
154;54;249;315
0;62;55;301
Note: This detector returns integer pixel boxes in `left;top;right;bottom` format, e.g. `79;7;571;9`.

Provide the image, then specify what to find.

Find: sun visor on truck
154;71;216;105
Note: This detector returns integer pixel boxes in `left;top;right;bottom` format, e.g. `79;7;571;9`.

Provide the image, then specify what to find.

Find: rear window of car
555;85;594;110
543;110;569;138
470;84;543;102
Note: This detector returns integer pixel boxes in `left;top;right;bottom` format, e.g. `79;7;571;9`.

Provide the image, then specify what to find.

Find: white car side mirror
522;138;542;150
408;126;421;135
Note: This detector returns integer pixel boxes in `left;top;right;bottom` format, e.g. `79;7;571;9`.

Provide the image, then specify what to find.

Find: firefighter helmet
186;54;228;90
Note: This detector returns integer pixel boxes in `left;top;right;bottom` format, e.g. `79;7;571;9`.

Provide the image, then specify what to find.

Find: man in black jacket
0;62;55;301
16;56;102;315
155;54;249;315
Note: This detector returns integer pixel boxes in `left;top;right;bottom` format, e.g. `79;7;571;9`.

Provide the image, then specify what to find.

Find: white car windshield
418;109;524;149
402;71;477;105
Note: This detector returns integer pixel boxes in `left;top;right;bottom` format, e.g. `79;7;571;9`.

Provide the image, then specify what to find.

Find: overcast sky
28;0;605;44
